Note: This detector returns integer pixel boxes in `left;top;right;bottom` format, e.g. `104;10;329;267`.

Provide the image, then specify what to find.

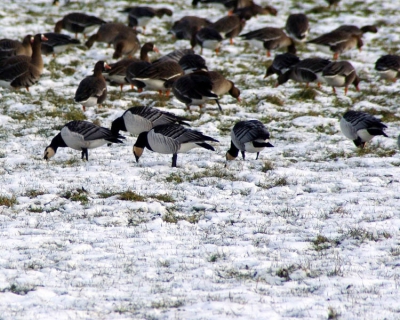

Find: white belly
61;128;108;150
202;40;220;51
0;80;13;89
357;129;374;142
178;142;198;153
244;141;265;153
377;69;397;80
323;75;346;87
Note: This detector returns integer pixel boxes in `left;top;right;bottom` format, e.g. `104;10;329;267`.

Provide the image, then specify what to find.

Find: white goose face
133;146;143;162
44;146;55;160
104;62;111;70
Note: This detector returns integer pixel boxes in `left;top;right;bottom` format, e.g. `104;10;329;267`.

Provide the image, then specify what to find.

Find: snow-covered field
1;0;400;319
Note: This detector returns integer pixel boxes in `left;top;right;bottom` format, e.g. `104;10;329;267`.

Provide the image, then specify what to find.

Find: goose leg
256;152;260;160
241;151;245;160
172;154;178;167
81;148;89;161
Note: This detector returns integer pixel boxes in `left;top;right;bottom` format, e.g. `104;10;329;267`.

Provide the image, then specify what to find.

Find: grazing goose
122;6;172;32
326;0;340;7
41;32;80;55
322;61;359;95
54;12;106;38
169;16;211;40
208;71;241;101
85;23;136;49
168;71;222;112
191;27;223;55
126;59;183;95
226;120;274;161
240;27;296;57
307;31;363;60
44;120;125;161
340;111;388;148
211;14;248;45
104;42;158;90
153;49;195;64
333;24;378;36
111;106;190;137
0;34;47;91
178;53;208;73
265;52;300;78
0;35;33;62
133;124;218;167
112;31;140;59
277;57;331;87
233;3;278;18
74;61;110;111
375;54;400;81
285;13;310;42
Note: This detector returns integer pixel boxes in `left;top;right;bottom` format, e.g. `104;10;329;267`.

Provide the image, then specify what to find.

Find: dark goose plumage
44;120;125;161
226;120;273;160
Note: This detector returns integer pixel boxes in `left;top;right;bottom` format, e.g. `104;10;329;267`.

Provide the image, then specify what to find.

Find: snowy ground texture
1;0;400;319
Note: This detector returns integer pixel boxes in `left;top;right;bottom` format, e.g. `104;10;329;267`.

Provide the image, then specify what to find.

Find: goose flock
0;0;397;168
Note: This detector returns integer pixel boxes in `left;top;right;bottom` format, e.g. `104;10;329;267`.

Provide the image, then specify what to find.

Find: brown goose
169;16;211;40
375;54;400;81
112;31;140;59
167;71;223;112
322;61;360;95
208;71;241;101
240;27;296;57
333;24;378;36
104;42;158;91
85;23;136;49
191;27;223;55
0;34;47;91
74;61;110;111
126;59;183;96
41;32;80;56
54;12;106;38
276;57;331;87
285;13;310;42
121;6;172;33
265;52;300;78
307;31;363;60
0;35;33;62
211;14;247;45
232;3;278;18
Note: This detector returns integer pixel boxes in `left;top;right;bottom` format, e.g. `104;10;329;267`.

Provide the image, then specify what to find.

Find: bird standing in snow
226;120;274;161
133;124;218;167
44;120;125;161
340;110;388;148
74;61;110;111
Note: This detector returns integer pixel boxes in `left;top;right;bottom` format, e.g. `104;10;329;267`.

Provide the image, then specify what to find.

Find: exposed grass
118;190;146;202
0;284;36;295
163;208;203;224
0;195;18;207
312;235;339;251
25;189;45;198
165;173;184;184
61;189;89;205
151;193;175;203
289;88;318;100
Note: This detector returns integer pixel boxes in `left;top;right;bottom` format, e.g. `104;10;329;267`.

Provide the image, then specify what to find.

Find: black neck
50;133;67;152
227;141;239;158
135;132;152;151
111;116;126;135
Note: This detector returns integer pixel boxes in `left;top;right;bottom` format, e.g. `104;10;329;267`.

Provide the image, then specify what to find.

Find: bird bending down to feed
133;124;218;167
226;120;274;161
44;120;125;161
339;110;388;148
